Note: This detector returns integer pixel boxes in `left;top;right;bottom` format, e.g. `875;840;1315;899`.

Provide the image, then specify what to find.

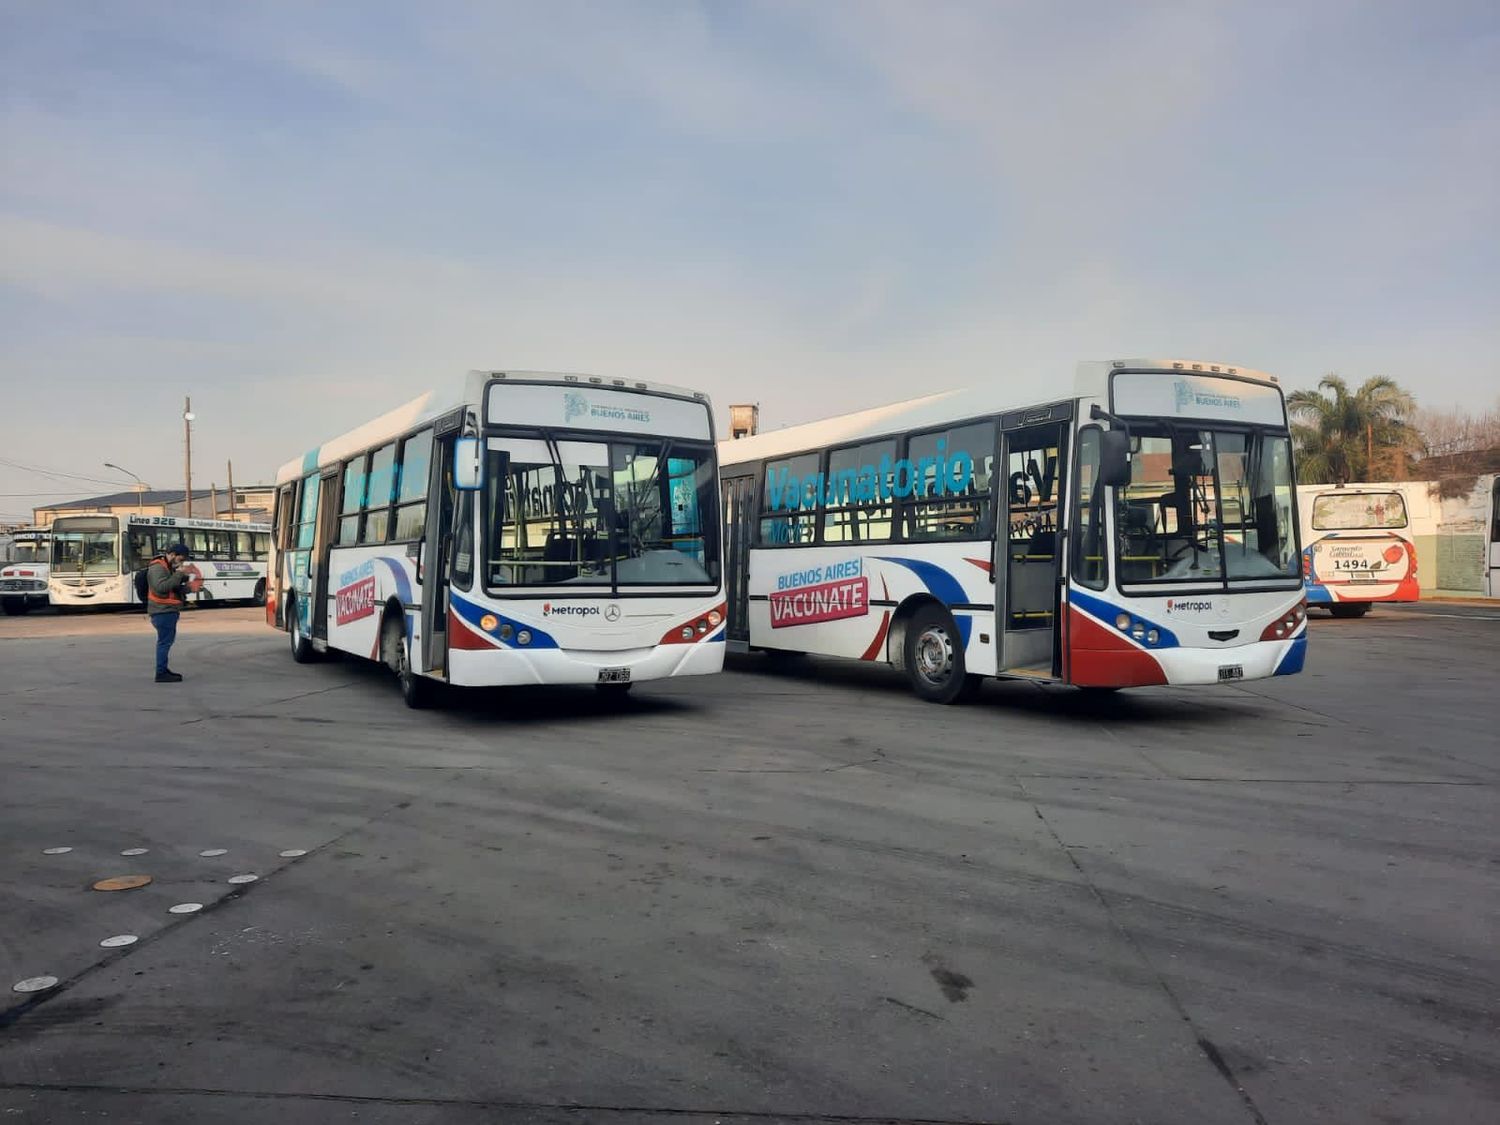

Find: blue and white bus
269;371;725;706
719;359;1306;702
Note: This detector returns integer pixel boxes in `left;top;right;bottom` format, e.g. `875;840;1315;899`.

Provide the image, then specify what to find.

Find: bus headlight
681;626;695;640
480;614;498;633
1115;613;1131;630
1146;630;1159;645
516;629;532;645
708;609;722;626
1130;623;1146;640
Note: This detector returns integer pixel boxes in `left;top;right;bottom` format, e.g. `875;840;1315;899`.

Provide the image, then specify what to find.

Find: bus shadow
725;652;1262;726
317;654;705;725
443;685;700;726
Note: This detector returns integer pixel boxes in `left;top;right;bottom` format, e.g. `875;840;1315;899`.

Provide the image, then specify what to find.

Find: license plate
1347;573;1377;583
1217;664;1244;682
597;667;631;684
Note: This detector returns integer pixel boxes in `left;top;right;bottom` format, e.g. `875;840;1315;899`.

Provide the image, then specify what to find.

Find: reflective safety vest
146;556;184;608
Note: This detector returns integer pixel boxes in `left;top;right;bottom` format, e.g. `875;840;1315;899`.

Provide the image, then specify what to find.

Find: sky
2;0;1497;521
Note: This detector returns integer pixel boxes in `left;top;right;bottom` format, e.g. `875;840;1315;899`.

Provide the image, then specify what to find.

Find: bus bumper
1148;634;1307;684
448;635;726;687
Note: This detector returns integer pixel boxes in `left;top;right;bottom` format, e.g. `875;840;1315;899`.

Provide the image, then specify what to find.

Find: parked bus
48;514;270;609
1;527;50;615
718;358;1306;702
1296;485;1421;616
268;370;724;707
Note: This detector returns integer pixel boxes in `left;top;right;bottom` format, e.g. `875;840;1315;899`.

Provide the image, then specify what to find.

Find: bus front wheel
1329;603;1371;619
903;604;979;704
383;613;432;709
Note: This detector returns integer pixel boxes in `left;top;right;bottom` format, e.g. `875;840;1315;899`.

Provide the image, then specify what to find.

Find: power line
0;456;130;487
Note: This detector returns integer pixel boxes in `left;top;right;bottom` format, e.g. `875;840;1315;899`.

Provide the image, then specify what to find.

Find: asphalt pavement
1;604;1496;1124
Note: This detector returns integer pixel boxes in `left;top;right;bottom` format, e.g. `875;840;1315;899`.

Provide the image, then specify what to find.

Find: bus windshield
1311;491;1406;531
484;436;719;589
1115;427;1298;588
10;543;45;563
51;520;121;575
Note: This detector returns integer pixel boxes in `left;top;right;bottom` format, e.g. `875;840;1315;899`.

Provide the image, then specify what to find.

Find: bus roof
49;512;269;532
719;358;1276;467
275;370;709;483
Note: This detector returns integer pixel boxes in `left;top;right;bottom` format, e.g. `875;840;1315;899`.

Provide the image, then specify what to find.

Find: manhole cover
227;874;258;885
12;976;59;994
92;875;153;892
42;847;72;855
279;849;307;858
100;935;139;948
198;849;227;857
168;903;203;914
120;848;149;856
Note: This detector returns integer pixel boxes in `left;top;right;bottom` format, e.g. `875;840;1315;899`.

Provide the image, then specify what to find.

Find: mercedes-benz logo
604;604;621;622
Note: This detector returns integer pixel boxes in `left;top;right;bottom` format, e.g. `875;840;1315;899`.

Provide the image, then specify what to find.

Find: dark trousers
150;611;179;675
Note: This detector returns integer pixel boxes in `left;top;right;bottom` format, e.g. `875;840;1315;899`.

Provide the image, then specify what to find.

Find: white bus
1;527;50;615
268;370;725;707
719;358;1306;702
1296;485;1422;616
48;514;271;609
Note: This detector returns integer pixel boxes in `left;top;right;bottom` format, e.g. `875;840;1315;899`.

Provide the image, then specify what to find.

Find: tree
1414;398;1500;497
1287;374;1421;484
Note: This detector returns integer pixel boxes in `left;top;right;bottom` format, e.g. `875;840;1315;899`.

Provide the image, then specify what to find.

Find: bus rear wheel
253;579;267;607
903;604;979;704
287;596;315;663
1329;603;1371;619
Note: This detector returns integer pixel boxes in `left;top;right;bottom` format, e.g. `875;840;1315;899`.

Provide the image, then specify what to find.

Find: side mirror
454;437;483;491
1099;429;1132;487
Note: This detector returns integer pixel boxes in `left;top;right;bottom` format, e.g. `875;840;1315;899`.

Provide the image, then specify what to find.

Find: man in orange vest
146;542;195;683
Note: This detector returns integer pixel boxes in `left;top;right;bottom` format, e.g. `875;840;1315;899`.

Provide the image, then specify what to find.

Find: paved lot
1;604;1497;1124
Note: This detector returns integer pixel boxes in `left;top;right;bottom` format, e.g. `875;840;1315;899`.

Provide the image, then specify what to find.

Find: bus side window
757;452;821;546
253;532;270;560
126;529;155;570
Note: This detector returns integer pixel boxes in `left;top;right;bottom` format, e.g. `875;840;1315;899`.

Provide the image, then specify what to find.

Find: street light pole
103;463;149;515
183;397;195;518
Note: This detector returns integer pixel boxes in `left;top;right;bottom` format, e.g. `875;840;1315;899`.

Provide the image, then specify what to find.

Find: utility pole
227;460;237;519
210;483;219;518
184;396;195;518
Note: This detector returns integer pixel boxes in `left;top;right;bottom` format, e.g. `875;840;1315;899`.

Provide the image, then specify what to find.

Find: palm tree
1287;374;1421;484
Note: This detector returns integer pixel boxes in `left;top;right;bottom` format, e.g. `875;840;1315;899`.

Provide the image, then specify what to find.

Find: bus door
1489;477;1500;598
271;483;295;627
997;409;1070;676
311;469;339;642
420;429;459;677
721;469;757;645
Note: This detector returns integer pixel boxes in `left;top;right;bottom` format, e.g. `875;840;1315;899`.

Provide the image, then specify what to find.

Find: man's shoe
155;671;183;683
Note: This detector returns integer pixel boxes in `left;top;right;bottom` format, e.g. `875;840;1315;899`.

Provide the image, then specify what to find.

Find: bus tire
383;613;432;709
2;597;25;616
253;579;267;607
1329;603;1371;619
287;596;316;663
903;603;971;704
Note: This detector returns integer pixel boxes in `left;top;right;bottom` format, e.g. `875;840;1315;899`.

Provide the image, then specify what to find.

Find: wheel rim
291;605;301;648
913;624;953;686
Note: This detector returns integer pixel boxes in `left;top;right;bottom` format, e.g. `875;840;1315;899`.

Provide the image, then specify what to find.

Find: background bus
1296;485;1421;616
48;514;270;609
1;527;51;615
719;358;1306;702
268;370;724;707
